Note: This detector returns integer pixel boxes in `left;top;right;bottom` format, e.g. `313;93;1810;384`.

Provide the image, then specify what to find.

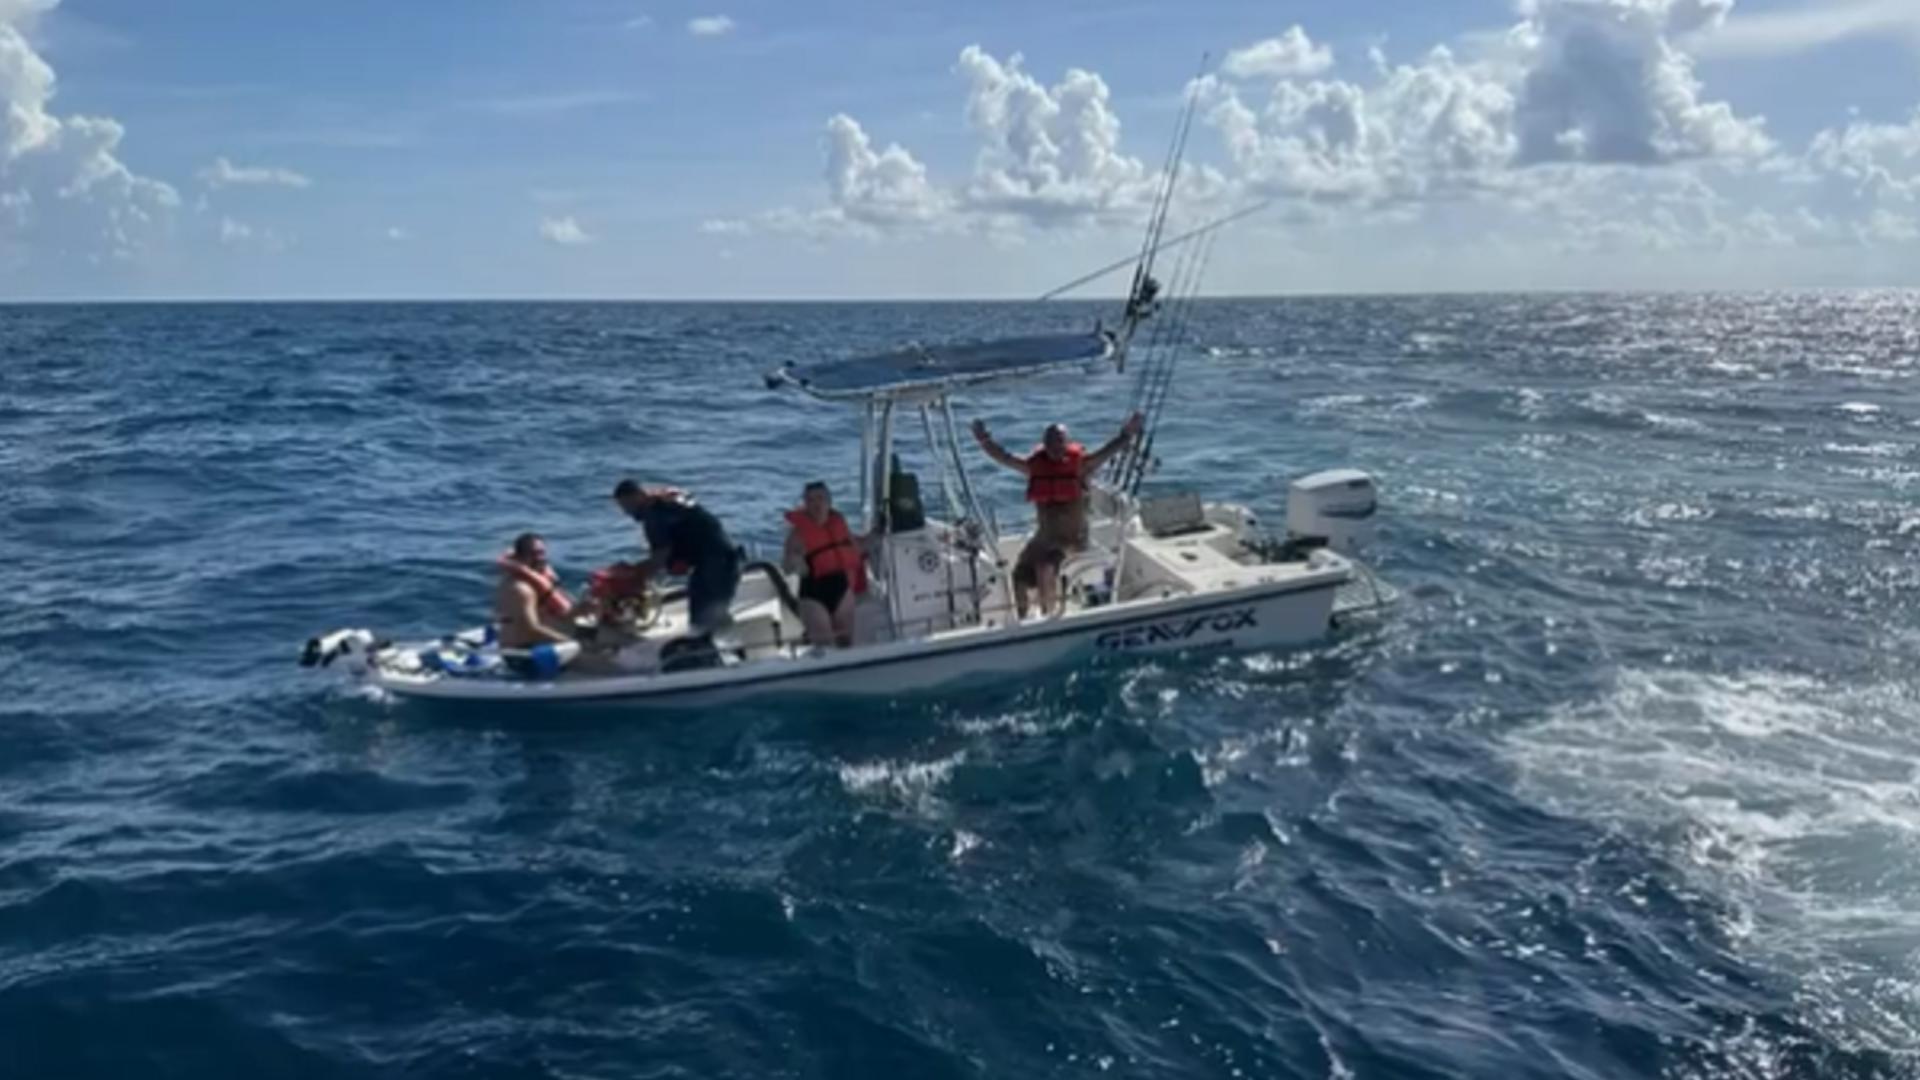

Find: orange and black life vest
1025;442;1087;505
498;555;574;617
785;509;867;593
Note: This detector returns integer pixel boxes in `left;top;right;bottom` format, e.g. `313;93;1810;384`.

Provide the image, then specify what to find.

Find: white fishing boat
303;343;1390;708
301;95;1394;709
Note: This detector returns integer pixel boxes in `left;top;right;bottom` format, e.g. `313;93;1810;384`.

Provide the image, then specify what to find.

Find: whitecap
1300;393;1367;415
1503;669;1920;1049
1626;502;1715;528
949;829;984;861
836;750;966;810
1823;442;1903;459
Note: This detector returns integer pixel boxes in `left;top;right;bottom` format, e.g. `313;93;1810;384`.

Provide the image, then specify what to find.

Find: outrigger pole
1034;198;1271;304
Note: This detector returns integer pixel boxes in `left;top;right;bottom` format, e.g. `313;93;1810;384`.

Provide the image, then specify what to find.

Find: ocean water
1;293;1916;1079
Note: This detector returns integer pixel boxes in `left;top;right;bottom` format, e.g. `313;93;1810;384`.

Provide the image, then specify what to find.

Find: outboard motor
301;628;378;669
1285;469;1377;554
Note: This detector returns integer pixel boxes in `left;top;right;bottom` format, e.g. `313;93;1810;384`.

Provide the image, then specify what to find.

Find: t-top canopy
765;329;1118;402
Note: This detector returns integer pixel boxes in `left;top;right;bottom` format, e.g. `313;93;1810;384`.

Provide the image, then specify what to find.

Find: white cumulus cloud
1198;43;1518;204
821;112;949;229
1806;108;1920;203
687;14;734;37
1195;0;1768;209
199;156;312;189
953;46;1160;225
771;47;1185;236
539;215;593;245
0;0;177;269
1222;27;1335;80
1514;0;1771;165
748;3;1912;273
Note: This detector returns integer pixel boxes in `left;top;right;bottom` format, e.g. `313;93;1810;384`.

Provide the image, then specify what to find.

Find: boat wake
1502;668;1920;1060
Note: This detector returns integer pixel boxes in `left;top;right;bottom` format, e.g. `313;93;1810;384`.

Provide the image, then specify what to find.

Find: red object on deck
589;562;651;602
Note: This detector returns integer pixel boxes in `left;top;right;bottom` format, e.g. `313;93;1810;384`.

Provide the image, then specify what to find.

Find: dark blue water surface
2;295;1917;1079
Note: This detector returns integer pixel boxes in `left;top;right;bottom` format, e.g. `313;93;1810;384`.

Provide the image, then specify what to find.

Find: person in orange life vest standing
970;410;1145;619
495;532;577;649
782;480;871;648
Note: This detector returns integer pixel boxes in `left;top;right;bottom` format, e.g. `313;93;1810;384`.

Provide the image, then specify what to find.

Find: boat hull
361;571;1344;710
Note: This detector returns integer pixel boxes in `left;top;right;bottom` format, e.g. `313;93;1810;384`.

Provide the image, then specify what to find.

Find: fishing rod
1117;229;1214;494
1126;228;1221;496
1119;54;1209;331
1109;229;1201;490
1119;59;1199;321
1036;198;1271;303
1105;219;1197;483
1119;209;1224;497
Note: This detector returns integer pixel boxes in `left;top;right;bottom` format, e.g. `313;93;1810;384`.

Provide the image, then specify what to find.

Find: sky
1;0;1918;300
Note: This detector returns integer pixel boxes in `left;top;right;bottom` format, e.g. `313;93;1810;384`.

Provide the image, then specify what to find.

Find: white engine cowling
1286;469;1377;554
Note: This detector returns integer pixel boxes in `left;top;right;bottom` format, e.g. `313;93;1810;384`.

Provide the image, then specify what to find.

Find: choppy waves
2;294;1918;1078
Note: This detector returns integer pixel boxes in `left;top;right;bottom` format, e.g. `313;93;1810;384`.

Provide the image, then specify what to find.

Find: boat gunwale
368;557;1353;703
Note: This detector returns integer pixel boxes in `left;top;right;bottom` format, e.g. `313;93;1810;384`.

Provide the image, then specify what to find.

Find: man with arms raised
970;411;1144;619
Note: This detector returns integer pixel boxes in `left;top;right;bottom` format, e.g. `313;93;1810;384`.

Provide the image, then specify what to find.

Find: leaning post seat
884;464;926;533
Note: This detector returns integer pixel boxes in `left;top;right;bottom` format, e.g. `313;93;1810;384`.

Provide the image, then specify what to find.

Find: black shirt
636;500;733;567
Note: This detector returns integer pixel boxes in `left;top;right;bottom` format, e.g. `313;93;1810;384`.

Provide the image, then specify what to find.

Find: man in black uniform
612;478;742;635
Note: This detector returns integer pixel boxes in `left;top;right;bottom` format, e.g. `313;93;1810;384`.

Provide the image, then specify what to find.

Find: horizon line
3;284;1918;306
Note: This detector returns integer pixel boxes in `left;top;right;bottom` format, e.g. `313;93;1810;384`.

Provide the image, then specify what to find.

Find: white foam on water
1503;669;1920;1055
950;709;1074;738
1823;442;1905;459
1644;412;1708;432
1625;501;1716;528
1300;393;1368;416
1513;387;1549;421
949;829;984;862
835;750;967;816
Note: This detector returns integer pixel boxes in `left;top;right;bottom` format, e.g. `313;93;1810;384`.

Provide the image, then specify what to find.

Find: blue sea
2;294;1916;1079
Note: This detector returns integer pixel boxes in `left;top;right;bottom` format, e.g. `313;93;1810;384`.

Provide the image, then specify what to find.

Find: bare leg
797;598;835;647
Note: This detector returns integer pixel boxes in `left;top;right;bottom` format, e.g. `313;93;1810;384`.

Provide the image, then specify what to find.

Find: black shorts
686;551;741;632
799;571;851;612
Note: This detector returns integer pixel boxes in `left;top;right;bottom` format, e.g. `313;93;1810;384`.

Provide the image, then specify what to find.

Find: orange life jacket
498;555;574;618
785;509;867;593
1025;442;1087;505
